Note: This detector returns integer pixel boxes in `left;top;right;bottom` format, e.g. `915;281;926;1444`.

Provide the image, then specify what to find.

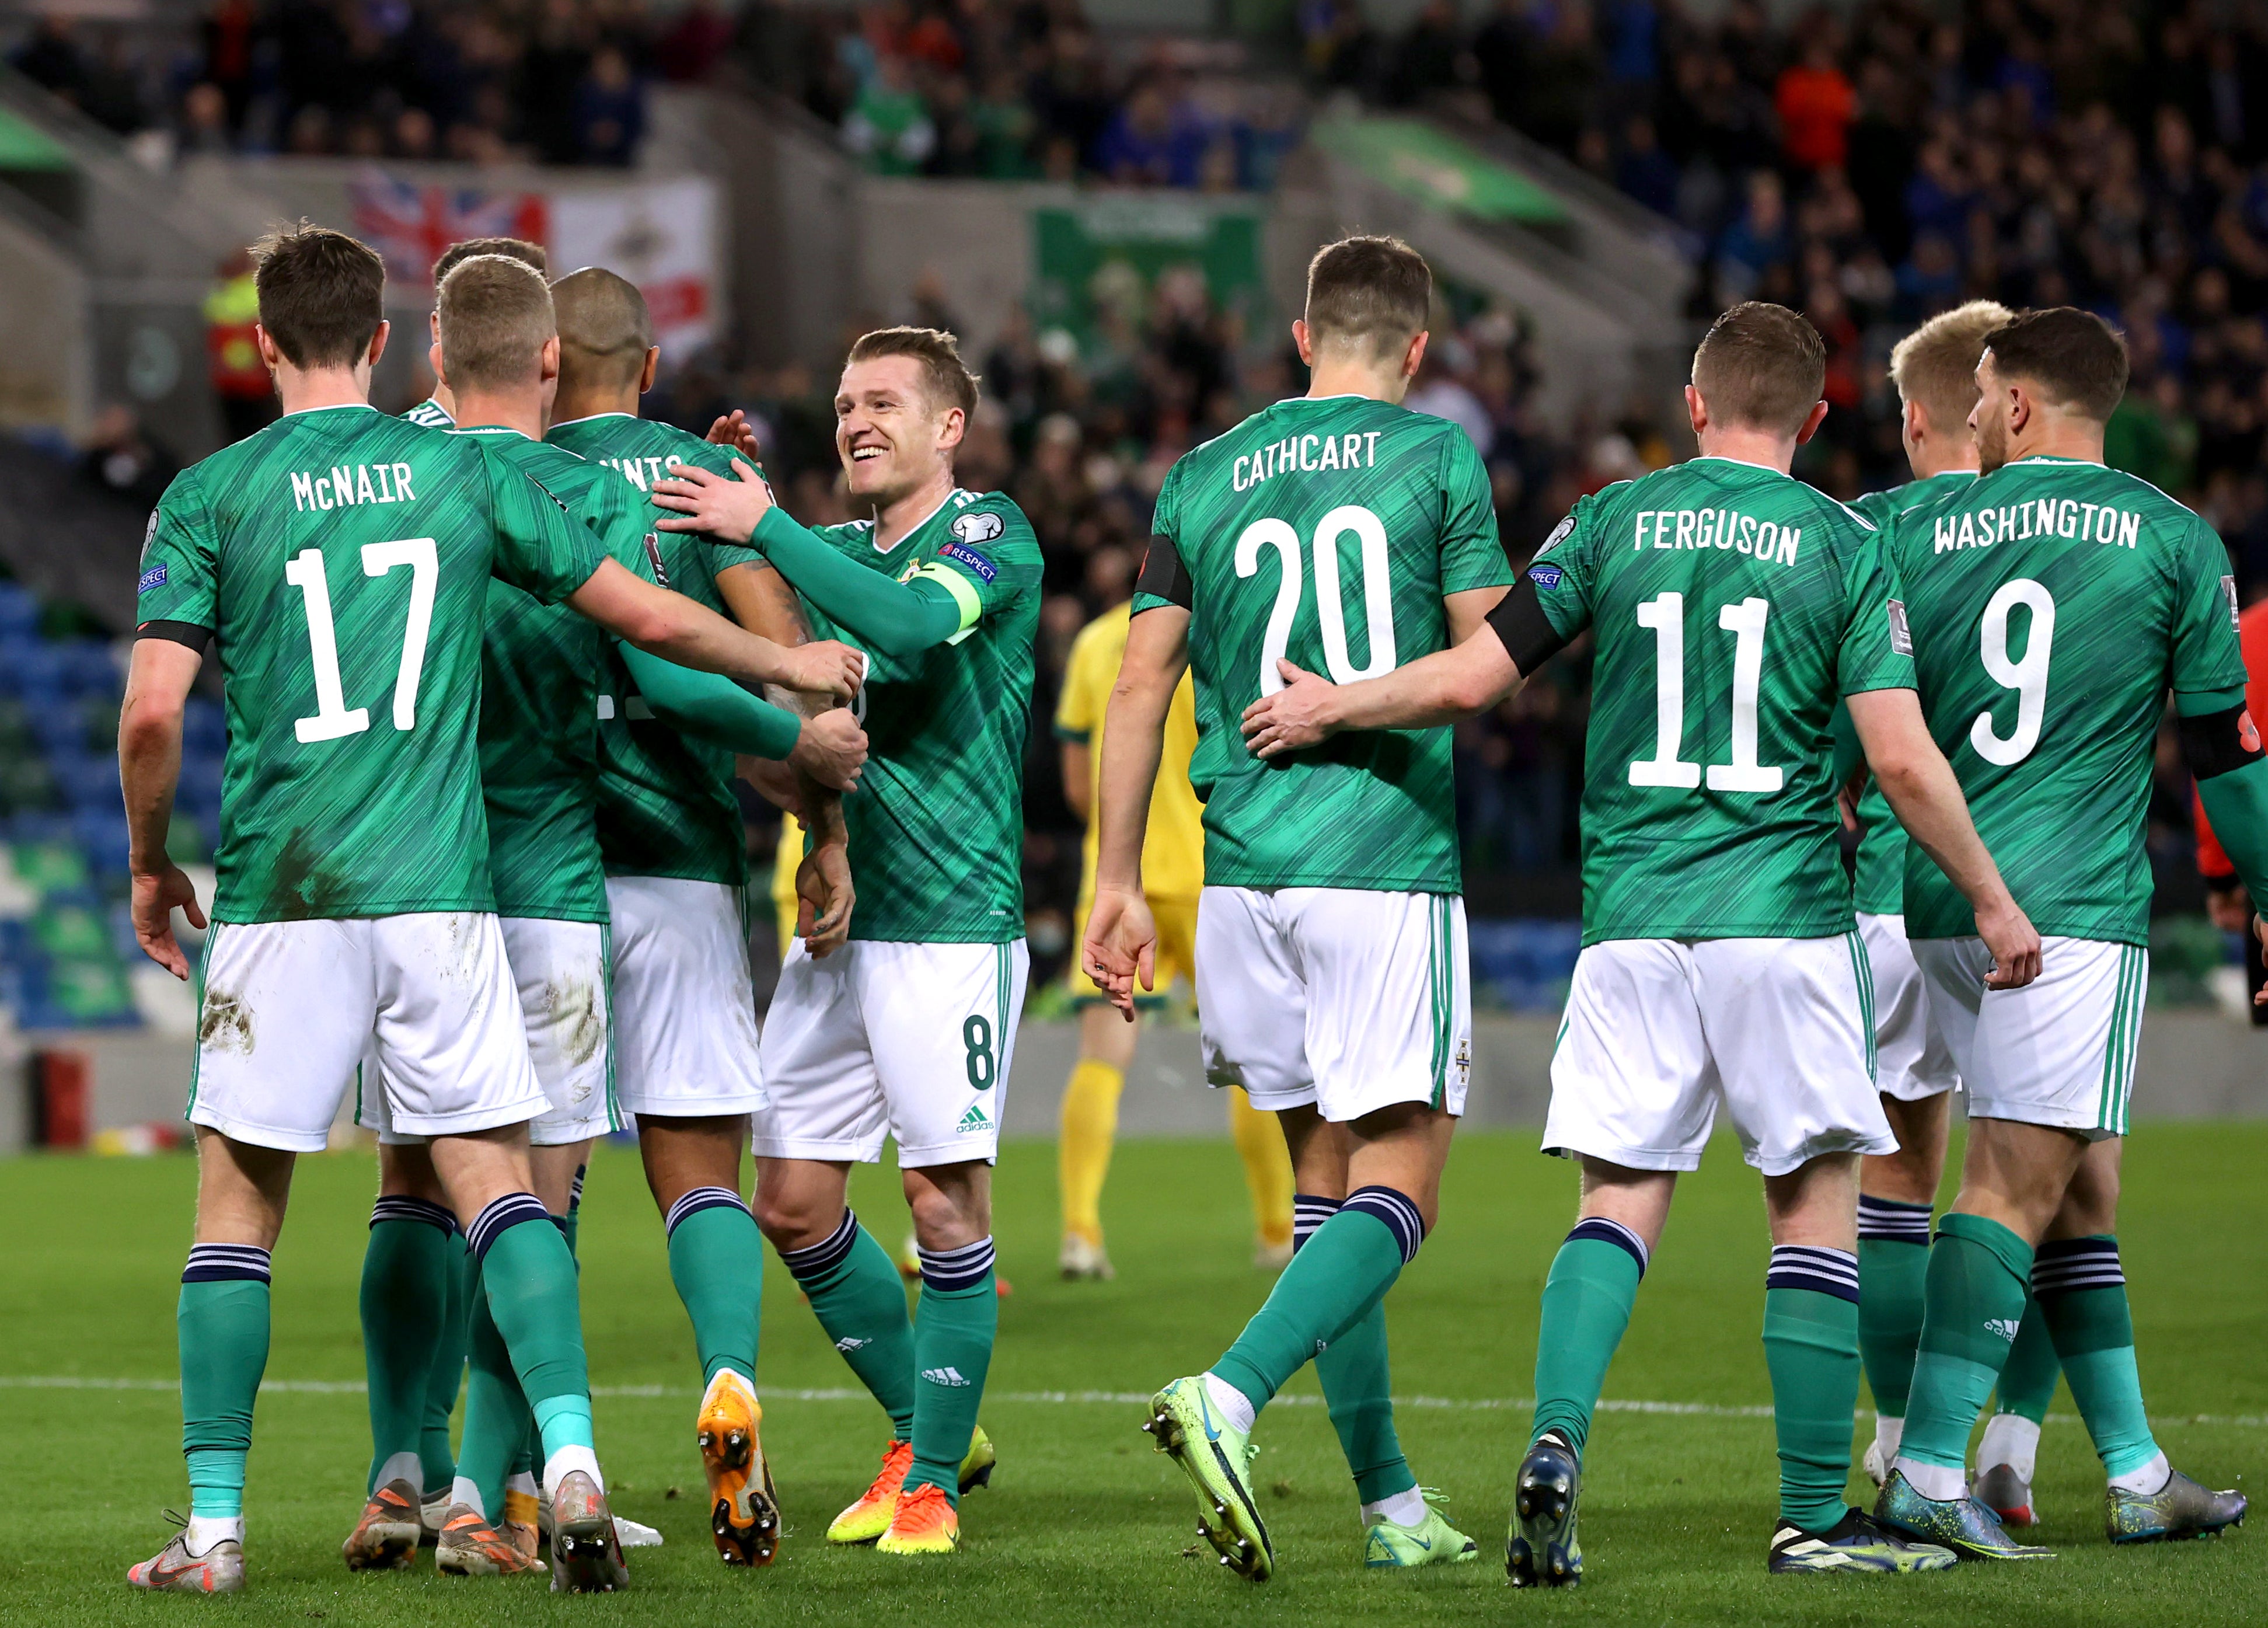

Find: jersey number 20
1629;591;1783;793
1237;506;1397;694
287;540;439;743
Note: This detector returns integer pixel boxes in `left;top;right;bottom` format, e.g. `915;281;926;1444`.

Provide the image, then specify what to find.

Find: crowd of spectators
1334;0;2268;598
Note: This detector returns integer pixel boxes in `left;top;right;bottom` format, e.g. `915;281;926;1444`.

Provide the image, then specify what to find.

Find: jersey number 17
286;540;439;743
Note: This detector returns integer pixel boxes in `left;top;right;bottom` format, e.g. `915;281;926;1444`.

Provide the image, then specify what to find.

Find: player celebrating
1084;235;1508;1581
1054;598;1295;1280
547;265;860;1567
118;224;842;1595
653;327;1035;1558
400;236;547;429
1874;309;2262;1557
1838;300;2078;1507
1240;299;2040;1582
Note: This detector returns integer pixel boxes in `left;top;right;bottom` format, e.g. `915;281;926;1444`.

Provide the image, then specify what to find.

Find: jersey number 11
1628;591;1784;794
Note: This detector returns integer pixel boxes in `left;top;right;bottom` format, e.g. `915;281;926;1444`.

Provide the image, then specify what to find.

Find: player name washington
1932;498;2144;552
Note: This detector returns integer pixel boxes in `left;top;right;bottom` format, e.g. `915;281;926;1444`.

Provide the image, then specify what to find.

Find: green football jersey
136;404;604;922
403;397;455;430
1896;455;2245;945
1846;471;1978;915
1530;456;1913;944
1135;395;1512;894
797;488;1042;942
546;414;766;887
448;426;661;922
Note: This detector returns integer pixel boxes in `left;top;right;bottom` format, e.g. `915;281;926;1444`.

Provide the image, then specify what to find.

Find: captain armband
1134;534;1192;611
1483;573;1570;674
2179;703;2266;780
136;620;213;654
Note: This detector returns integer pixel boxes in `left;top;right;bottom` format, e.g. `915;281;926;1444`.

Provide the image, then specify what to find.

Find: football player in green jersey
1875;309;2263;1557
1082;236;1510;1580
1242;300;2043;1581
1837;302;2068;1528
549;265;868;1568
399;236;548;431
653;326;1033;1558
119;225;850;1595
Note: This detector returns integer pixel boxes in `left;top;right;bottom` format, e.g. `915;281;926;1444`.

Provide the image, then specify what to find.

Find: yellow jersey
1056;601;1205;902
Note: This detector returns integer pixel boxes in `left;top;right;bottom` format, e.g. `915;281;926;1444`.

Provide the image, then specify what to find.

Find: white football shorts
190;912;546;1154
753;937;1028;1168
1910;935;2145;1139
1194;886;1471;1122
1857;912;1961;1103
360;916;617;1148
608;875;767;1120
1547;933;1896;1177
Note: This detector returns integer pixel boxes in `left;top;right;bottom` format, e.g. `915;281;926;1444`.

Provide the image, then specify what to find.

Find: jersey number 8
286;540;439;744
1628;591;1784;793
1236;506;1397;695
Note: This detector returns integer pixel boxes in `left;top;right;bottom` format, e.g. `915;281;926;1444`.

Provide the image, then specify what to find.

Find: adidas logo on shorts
1984;1317;2023;1342
958;1104;990;1132
922;1365;973;1387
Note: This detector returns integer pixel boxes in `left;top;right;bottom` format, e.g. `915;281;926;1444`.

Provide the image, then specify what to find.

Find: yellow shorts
1069;893;1198;1006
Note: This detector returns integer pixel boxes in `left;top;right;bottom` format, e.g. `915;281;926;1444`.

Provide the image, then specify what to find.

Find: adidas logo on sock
922;1365;972;1387
835;1336;870;1353
957;1104;990;1132
1984;1317;2022;1342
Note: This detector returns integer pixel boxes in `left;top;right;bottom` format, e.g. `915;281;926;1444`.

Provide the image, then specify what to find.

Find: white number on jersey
1970;578;2054;767
1236;506;1398;695
287;539;439;744
1628;591;1786;793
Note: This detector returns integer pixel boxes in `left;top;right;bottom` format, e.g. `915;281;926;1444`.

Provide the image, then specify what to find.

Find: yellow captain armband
911;560;985;644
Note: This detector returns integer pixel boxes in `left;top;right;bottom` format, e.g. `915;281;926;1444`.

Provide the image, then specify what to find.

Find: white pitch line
5;1375;2264;1429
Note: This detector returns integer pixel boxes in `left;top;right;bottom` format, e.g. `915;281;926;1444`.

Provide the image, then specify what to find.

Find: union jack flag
347;168;550;287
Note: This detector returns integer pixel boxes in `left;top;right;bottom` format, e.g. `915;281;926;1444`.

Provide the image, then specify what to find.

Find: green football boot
1874;1468;2054;1560
2106;1467;2246;1543
1507;1431;1582;1588
1142;1377;1273;1581
1364;1491;1480;1568
1767;1507;1958;1574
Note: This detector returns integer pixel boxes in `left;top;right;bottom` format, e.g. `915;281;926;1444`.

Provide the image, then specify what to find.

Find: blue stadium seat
30;705;91;755
183;698;225;757
51;754;121;814
8;644;67;701
56;641;122;699
1468;918;1583;1013
73;810;132;876
6;813;74;848
0;585;39;640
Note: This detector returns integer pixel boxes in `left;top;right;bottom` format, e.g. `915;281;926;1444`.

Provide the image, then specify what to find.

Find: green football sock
779;1211;917;1439
1528;1228;1646;1459
1292;1197;1414;1504
906;1241;999;1504
665;1190;764;1385
1991;1289;2060;1425
1856;1208;1931;1420
2035;1236;2159;1478
1899;1212;2032;1473
358;1205;452;1495
421;1232;469;1497
1763;1269;1864;1533
1212;1190;1419;1413
459;1273;531;1519
472;1200;592;1466
179;1248;273;1521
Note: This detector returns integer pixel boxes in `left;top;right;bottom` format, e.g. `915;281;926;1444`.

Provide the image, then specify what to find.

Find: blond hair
1889;301;2012;434
846;326;979;420
435;254;556;392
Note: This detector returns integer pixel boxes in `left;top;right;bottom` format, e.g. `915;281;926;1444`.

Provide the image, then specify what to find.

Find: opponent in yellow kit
1052;601;1293;1278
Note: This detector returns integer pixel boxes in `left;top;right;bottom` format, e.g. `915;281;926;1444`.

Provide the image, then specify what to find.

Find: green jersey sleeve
917;496;1044;637
2168;516;2246;699
1837;530;1917;696
491;467;606;604
1527;500;1600;643
1437;432;1513;593
137;469;219;630
1130;463;1185;616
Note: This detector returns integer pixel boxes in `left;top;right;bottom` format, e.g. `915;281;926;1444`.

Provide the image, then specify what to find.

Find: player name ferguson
1630;506;1804;566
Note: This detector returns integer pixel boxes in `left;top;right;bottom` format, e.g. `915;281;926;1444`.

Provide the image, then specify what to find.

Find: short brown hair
436;254;556;393
1981;307;2130;423
552;266;653;392
1889;300;2011;434
1691;301;1826;435
1303;235;1432;360
845;326;978;420
251;220;385;369
433;236;547;285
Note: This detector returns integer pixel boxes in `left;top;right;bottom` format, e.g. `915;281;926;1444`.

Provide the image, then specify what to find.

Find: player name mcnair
1931;498;2144;553
288;461;419;511
1629;506;1805;566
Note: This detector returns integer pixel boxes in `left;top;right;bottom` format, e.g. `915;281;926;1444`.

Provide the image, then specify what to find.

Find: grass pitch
1;1124;2262;1626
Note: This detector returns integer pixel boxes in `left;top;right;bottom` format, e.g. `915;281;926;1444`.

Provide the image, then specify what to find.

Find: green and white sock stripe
994;942;1013;1076
2095;944;2147;1136
184;921;224;1120
1425;895;1454;1108
1845;929;1877;1083
598;919;623;1134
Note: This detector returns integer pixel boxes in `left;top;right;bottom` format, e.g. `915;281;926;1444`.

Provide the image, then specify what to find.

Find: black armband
2178;702;2264;780
136;619;213;654
1135;534;1192;610
1484;575;1569;674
